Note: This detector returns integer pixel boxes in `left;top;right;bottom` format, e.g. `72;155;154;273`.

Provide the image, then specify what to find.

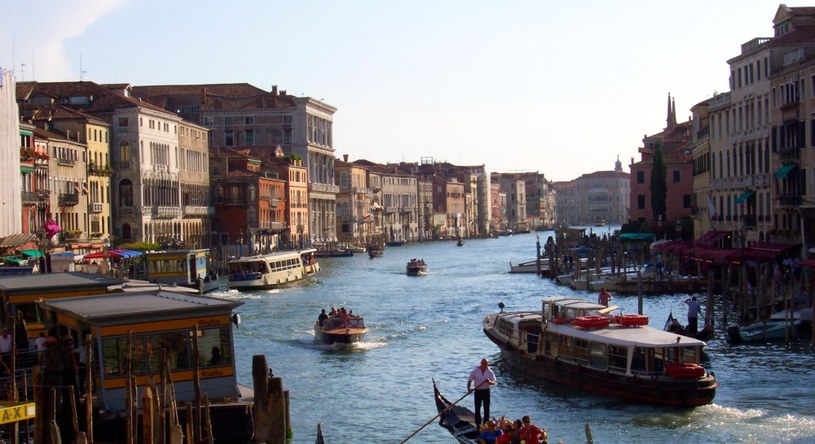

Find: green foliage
650;144;667;221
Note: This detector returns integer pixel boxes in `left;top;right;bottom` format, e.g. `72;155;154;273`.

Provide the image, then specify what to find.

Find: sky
1;1;805;181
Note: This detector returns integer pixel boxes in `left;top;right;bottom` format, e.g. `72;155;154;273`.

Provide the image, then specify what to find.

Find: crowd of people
476;415;548;444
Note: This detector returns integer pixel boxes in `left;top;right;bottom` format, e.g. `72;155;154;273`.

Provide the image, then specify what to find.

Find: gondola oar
399;379;486;444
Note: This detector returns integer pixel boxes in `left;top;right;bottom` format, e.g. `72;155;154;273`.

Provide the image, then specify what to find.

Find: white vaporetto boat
483;296;717;407
227;249;319;290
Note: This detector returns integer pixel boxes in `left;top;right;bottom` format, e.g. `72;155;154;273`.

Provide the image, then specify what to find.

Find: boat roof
556;323;707;348
542;296;607;312
228;248;317;263
0;272;123;294
44;289;243;325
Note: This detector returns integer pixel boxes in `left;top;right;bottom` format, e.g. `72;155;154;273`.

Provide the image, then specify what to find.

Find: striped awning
0;234;36;248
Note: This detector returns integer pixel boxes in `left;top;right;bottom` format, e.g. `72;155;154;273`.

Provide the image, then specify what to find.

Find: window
225;130;234;146
224;116;233;125
637;195;646;210
673;171;680;183
245;116;254;125
118;117;129;127
637;171;644;184
683;194;691;208
245;129;254;146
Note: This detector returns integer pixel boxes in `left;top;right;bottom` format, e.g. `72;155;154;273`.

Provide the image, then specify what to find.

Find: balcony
777;193;802;207
56;158;76;167
58;193;79;207
91;202;104;213
183;205;209;216
117;207;134;217
778;146;800;161
119;161;131;169
310;182;340;194
21;191;39;205
148;206;182;219
740;214;757;228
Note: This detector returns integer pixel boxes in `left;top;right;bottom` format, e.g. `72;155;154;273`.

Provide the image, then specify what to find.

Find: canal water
210;230;815;443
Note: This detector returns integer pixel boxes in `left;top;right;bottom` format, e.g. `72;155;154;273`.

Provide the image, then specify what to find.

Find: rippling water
209;231;815;443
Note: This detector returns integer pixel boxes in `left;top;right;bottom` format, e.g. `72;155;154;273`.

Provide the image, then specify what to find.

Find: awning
1;257;29;266
735;190;755;204
20;249;44;258
109;249;143;259
620;233;654;241
775;164;796;179
747;242;801;256
693;230;730;248
0;234;37;248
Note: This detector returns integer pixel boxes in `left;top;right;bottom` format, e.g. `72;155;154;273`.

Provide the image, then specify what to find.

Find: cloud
0;0;126;81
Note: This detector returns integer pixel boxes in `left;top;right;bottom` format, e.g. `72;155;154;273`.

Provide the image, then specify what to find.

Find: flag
706;194;716;217
363;213;372;221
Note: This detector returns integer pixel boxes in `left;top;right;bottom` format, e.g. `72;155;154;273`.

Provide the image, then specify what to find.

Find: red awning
692;248;738;263
693;230;730;248
801;258;815;270
746;242;801;256
83;251;108;259
722;249;775;263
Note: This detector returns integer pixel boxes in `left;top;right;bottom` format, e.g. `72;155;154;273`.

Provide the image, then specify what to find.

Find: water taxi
406;258;427;276
482;296;717;407
314;313;368;344
226;249;319;291
41;289;252;443
142;249;220;293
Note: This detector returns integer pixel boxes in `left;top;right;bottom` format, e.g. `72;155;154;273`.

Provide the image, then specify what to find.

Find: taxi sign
0;402;36;424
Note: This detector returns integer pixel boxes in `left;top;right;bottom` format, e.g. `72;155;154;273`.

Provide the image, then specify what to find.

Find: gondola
432;379;479;444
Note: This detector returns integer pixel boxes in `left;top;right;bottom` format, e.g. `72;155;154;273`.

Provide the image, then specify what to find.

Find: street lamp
238;229;244;257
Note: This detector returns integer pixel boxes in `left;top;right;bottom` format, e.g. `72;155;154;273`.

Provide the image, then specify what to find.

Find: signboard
0;402;36;424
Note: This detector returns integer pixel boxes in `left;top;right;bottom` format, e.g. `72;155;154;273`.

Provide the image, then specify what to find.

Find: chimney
272;85;278;96
343;154;349;162
201;88;208;106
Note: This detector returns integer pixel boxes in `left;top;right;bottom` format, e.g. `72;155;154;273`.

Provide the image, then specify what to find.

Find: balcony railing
117;207;134;217
310;182;340;194
778;146;800;161
21;191;39;204
147;206;182;219
777;193;802;207
183;205;209;216
91;202;104;213
58;193;79;207
56;158;76;167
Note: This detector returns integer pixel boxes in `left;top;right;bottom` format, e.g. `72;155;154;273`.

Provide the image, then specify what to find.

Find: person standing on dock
598;288;613;307
685;296;702;335
468;358;497;429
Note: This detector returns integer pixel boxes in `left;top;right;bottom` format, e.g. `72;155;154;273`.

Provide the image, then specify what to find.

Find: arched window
248;186;257;202
122;223;133;241
215;186;224;204
120;179;133;207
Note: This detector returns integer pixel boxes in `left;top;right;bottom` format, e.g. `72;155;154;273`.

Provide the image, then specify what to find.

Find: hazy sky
1;1;802;181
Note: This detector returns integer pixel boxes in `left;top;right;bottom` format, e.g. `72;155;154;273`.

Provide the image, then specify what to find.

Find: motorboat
728;308;813;343
314;314;368;345
406;258;427;276
482;297;717;407
227;249;320;290
142;249;221;294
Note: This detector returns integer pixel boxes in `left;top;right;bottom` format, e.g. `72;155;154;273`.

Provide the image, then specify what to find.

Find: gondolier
467;358;497;429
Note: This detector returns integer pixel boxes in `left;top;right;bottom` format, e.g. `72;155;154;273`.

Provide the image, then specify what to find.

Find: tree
650;144;667;221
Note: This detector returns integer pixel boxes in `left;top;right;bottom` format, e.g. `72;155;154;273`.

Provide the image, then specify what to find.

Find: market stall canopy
620;233;654;241
0;234;36;248
109;249;143;259
20;249;44;258
1;257;29;266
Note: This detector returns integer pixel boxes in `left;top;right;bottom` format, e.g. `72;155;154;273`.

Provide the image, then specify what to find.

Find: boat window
154;331;190;371
608;345;627;372
545;333;558;357
589;342;607;369
559;335;573;360
198;326;232;367
496;319;514;338
102;336;154;376
16;303;40;325
573;338;589;364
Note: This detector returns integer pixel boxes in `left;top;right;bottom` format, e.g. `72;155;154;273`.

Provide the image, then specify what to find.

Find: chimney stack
343;154;349;162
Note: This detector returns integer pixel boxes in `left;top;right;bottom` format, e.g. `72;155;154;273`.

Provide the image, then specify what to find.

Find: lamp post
238;230;244;258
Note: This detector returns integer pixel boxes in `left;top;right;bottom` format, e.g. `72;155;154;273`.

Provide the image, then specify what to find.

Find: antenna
19;63;25;81
80;54;85;80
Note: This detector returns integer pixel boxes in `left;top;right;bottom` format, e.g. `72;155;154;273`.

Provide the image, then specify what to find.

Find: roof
0;272;123;294
0;234;37;248
43;290;243;325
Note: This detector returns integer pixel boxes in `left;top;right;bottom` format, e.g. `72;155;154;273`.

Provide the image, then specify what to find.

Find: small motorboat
314;314;368;345
728;308;812;343
406;258;427;276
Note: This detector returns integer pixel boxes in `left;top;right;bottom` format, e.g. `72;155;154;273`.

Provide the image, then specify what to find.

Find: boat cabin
0;272;123;344
142;249;218;293
41;290;244;413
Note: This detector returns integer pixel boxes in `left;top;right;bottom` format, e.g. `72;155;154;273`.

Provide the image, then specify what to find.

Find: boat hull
314;327;368;345
483;328;717;407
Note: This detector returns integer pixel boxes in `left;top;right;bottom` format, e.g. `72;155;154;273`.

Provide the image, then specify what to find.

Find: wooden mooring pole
252;355;288;444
